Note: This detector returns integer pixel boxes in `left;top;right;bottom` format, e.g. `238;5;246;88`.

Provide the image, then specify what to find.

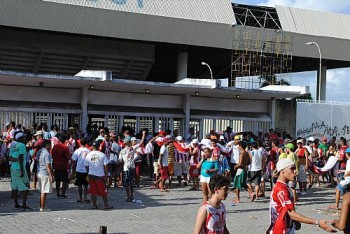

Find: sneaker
39;208;51;212
14;204;22;209
301;191;307;196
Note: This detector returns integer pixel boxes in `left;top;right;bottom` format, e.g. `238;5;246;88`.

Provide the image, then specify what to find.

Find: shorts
10;167;29;191
123;169;135;188
88;176;107;197
174;162;189;176
75;172;89;187
38;174;52;193
297;165;307;183
200;176;211;183
337;183;349;196
153;161;160;176
247;171;262;185
54;169;69;183
168;163;174;176
135;162;142;177
160;166;169;180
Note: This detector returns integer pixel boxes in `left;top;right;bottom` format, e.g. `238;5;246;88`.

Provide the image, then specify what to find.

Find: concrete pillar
80;87;88;133
317;65;327;101
183;93;191;137
176;51;188;81
269;97;276;129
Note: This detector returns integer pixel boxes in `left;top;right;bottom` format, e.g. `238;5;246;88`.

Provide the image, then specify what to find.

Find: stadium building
0;0;349;137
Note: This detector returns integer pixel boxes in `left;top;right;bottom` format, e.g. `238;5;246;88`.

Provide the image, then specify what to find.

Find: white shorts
38;174;52;194
174;162;189;176
200;176;211;183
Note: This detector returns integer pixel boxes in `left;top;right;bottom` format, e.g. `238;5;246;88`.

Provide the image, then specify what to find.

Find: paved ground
0;177;341;234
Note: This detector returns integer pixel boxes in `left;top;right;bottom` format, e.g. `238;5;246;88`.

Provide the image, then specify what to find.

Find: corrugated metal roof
276;5;350;40
0;0;235;49
42;0;236;25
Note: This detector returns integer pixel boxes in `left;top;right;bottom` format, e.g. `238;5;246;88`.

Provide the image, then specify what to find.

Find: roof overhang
0;70;307;100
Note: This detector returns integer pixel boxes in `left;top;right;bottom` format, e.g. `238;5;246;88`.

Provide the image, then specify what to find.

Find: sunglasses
288;166;297;171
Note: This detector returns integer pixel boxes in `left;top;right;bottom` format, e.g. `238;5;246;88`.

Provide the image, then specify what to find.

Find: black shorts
109;162;121;175
247;170;262;185
123;169;135;188
54;169;69;183
74;172;88;187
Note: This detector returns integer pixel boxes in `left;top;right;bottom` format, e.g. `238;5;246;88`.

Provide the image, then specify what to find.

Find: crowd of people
0;121;349;233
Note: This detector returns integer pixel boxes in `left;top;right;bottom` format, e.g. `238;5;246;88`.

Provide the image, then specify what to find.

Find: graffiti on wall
296;121;350;139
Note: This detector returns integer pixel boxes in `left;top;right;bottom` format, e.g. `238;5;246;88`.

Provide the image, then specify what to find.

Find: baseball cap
14;132;26;140
192;139;199;144
158;131;166;136
219;135;225;140
234;135;241;140
130;137;137;142
285;143;294;150
307;136;315;142
297;139;303;144
92;141;100;148
176;136;183;141
276;158;295;172
34;130;43;136
322;136;327;142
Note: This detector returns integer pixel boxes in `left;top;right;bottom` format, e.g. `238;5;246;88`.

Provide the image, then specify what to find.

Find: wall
275;99;296;136
191;97;269;113
0;85;80;104
88;90;183;109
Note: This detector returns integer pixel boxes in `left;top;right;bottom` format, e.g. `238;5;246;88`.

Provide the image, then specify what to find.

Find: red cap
322;136;327;141
158;131;166;136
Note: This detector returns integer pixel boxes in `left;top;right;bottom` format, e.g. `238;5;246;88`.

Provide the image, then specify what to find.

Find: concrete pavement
0;177;341;234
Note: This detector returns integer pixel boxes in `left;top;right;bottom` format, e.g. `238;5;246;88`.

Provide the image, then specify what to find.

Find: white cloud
258;0;350;14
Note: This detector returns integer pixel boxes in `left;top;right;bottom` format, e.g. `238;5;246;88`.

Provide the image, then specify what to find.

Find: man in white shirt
84;141;112;210
227;135;241;183
72;138;91;203
158;136;171;192
118;132;146;202
247;142;263;202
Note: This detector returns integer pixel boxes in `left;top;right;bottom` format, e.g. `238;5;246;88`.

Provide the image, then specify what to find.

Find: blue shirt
201;160;218;178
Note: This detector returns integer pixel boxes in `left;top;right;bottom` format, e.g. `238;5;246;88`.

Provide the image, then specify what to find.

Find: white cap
297;139;303;144
276;158;295;173
307;136;315;142
192;139;199;144
130;137;137;142
219;135;225;140
176;136;183;141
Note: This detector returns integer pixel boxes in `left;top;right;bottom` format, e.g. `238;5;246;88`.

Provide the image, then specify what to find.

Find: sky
232;0;350;101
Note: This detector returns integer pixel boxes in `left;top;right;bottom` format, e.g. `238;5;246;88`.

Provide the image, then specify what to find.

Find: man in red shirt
52;134;71;198
268;158;336;233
